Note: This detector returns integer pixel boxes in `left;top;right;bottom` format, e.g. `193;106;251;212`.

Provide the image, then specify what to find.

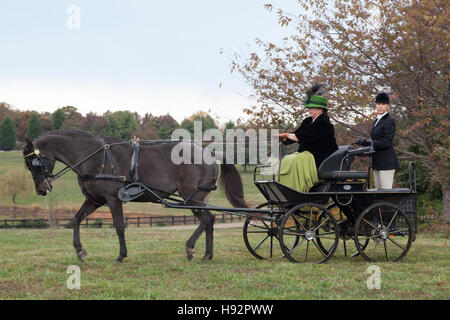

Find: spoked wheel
243;203;286;260
279;203;339;263
324;202;369;258
355;202;413;262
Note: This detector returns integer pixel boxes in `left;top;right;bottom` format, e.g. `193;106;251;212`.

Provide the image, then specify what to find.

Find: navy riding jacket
370;113;399;170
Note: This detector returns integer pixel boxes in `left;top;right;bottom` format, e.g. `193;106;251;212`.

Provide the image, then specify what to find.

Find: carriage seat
317;146;369;181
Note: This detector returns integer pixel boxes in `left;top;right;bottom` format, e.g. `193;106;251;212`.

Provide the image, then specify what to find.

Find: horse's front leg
107;198;128;263
73;200;100;261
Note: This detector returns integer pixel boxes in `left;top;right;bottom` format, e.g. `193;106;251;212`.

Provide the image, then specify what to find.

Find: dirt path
148;222;244;230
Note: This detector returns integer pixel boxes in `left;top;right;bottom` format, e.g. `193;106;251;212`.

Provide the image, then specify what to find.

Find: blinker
32;158;43;167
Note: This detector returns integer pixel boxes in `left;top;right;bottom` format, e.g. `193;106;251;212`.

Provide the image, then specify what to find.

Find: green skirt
279;151;318;193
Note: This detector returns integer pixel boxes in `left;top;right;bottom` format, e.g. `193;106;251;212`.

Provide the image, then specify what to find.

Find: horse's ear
23;139;33;152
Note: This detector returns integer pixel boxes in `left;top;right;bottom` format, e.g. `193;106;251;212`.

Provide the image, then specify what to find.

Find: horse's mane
40;129;98;139
37;130;127;145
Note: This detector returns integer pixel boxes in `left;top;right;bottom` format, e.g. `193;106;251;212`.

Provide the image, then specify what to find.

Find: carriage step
118;185;145;202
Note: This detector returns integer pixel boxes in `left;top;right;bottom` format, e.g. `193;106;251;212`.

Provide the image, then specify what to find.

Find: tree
0;169;33;206
80;112;109;137
106;111;139;139
0;102;11;120
154;114;179;139
0;115;17;150
232;0;449;221
180;118;194;135
181;111;218;136
26;112;43;140
51;108;66;130
60;106;83;130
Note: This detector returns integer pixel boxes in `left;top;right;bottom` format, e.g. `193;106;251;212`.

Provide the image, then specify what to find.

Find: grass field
0;225;448;299
0;151;266;216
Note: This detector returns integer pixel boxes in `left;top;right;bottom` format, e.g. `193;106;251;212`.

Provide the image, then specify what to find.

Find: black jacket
370;113;399;170
284;113;338;168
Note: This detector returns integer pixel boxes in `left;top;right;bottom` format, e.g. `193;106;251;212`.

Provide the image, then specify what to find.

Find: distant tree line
0;102;229;150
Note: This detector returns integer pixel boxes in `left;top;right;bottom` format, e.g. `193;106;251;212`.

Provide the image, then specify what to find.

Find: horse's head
23;139;56;195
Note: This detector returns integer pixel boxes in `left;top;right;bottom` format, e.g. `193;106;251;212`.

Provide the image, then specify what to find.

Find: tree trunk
442;183;450;223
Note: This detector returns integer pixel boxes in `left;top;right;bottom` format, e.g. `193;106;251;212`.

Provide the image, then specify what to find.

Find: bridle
24;149;55;192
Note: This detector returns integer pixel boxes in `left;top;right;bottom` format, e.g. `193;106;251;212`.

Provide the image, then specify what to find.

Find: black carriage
244;144;417;263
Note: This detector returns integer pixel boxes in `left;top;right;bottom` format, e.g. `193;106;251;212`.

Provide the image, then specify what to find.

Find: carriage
24;131;417;263
118;141;418;263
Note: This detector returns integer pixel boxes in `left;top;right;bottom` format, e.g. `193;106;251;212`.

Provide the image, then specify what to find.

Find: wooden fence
0;213;244;229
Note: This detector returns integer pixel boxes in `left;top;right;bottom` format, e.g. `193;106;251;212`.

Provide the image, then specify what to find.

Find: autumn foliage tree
232;0;449;221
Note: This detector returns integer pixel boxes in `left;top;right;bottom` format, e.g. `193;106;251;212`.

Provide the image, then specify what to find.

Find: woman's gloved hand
355;138;372;146
278;133;290;141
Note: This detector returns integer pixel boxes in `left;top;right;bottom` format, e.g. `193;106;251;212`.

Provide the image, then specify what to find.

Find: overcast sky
0;0;300;123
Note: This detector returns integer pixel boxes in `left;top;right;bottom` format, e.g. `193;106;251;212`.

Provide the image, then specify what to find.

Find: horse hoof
202;254;213;260
77;249;87;262
186;248;196;261
115;257;124;264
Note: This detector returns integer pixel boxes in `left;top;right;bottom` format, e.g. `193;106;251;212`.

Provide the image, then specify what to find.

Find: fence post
184;216;186;225
138;217;140;228
150;216;152;227
86;218;89;227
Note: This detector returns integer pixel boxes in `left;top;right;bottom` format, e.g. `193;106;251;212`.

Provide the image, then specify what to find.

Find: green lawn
0;151;265;215
0;226;448;299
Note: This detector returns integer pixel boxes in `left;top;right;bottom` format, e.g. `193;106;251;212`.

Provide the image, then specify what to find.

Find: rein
52;140;131;182
24;138;179;186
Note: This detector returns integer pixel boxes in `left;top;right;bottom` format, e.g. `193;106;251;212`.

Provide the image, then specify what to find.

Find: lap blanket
279;151;318;192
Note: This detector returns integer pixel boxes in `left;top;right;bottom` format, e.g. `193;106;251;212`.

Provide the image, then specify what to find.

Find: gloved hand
355;138;372;146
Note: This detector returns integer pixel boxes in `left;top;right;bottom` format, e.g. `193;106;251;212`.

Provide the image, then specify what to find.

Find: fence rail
0;213;244;229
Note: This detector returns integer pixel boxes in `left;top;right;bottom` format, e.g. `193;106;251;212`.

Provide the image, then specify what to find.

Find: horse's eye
32;158;42;167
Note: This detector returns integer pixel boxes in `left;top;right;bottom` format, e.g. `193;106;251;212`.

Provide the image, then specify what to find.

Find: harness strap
80;174;129;182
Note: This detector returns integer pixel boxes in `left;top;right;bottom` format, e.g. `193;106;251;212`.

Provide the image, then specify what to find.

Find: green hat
305;95;328;109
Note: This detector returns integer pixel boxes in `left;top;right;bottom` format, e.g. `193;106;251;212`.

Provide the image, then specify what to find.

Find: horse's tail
219;163;248;208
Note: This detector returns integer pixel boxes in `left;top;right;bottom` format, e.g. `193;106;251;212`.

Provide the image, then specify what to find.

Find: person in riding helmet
356;92;399;189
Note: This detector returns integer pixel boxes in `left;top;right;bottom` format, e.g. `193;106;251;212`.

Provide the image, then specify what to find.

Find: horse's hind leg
186;210;205;261
202;210;215;260
73;200;100;261
185;209;215;261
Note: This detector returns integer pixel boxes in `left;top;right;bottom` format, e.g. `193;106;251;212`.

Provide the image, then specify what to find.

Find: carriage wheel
355;202;413;262
321;202;369;257
279;203;339;263
243;203;289;260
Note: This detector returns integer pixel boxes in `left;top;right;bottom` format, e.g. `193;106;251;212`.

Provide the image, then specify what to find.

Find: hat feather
304;83;327;104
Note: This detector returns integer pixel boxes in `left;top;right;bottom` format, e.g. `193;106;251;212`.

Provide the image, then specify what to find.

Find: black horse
23;130;248;263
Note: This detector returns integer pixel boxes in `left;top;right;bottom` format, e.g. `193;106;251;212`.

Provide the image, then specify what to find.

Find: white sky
0;0;300;124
